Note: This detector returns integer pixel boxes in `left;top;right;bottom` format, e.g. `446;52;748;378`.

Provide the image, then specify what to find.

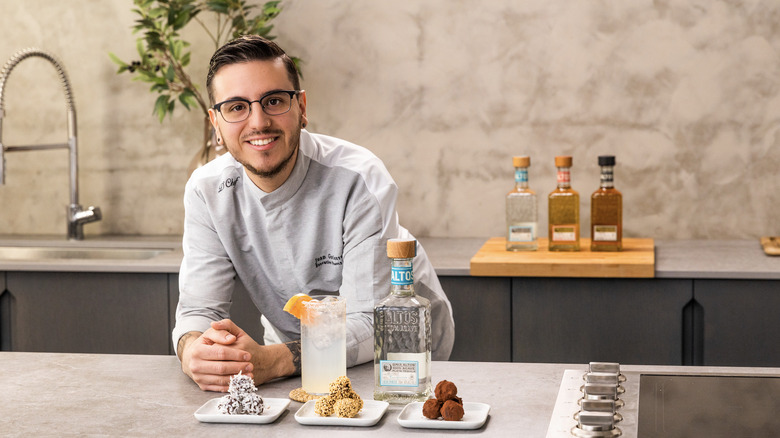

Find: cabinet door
168;274;264;354
1;272;8;351
695;279;780;367
7;272;169;354
440;276;512;362
512;278;691;365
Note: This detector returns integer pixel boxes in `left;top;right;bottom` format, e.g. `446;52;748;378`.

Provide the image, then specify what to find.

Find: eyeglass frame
212;89;303;123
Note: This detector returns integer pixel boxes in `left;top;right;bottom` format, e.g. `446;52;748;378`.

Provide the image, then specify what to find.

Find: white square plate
294;399;389;426
194;397;291;424
397;401;491;429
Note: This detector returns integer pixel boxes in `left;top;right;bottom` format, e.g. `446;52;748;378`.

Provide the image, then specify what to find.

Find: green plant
109;0;299;164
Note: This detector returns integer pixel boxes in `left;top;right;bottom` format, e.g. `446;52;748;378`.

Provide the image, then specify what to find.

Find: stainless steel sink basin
0;246;172;261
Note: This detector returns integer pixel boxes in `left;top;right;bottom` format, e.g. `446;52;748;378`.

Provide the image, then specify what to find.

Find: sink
0;246;172;261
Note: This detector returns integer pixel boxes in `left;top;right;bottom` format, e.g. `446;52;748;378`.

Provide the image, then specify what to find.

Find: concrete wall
1;1;778;239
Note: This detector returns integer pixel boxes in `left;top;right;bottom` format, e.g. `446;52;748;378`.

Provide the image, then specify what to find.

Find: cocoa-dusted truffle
422;398;443;419
441;399;465;421
435;380;458;401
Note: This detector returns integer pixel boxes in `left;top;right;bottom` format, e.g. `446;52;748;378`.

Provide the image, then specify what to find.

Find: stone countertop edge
0;235;778;279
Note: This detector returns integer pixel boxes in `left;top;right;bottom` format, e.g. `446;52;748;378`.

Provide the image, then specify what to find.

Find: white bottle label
379;353;427;387
552;225;576;242
508;223;536;242
593;225;618;241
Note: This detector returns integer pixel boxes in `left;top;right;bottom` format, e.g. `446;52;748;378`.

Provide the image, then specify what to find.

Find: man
173;35;454;392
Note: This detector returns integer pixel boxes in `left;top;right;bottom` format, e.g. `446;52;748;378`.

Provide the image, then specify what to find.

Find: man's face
208;59;307;192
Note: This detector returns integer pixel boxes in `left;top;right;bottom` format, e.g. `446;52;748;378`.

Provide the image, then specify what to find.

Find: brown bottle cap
512;156;530;167
555;156;573;167
387;239;416;258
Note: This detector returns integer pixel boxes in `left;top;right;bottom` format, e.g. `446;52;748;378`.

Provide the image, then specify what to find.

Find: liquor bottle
591;155;622;251
506;156;538;251
548;155;580;251
374;239;432;404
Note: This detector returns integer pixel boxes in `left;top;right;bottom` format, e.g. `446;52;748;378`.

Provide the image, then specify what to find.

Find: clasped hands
179;319;264;392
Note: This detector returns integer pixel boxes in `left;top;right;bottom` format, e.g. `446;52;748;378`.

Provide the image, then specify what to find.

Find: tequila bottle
548;155;580;251
506;156;538;251
374;239;432;404
591;155;622;251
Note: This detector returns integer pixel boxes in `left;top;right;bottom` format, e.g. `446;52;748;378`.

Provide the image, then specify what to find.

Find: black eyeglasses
212;90;302;123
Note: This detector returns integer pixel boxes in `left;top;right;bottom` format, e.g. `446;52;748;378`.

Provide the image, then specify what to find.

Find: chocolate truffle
435;380;458;401
441;399;465;421
422;398;443;419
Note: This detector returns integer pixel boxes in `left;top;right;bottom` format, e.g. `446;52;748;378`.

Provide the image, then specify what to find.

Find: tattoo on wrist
286;340;302;375
177;332;199;360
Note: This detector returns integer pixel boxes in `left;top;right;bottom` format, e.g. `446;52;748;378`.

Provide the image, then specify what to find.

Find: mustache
240;130;283;141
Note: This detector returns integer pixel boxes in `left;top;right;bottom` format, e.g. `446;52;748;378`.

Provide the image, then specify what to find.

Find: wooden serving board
760;237;780;256
470;237;655;278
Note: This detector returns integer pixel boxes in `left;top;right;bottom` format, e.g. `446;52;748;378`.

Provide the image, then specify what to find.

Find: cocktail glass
301;295;347;395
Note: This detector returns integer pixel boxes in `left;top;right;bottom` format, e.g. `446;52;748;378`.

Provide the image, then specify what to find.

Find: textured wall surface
1;1;778;239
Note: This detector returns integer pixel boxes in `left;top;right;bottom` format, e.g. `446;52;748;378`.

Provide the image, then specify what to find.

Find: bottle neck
514;166;529;189
600;165;614;189
390;257;415;296
556;166;571;189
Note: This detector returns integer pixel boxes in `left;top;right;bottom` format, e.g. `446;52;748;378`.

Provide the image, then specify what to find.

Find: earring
302;122;307;128
217;137;222;144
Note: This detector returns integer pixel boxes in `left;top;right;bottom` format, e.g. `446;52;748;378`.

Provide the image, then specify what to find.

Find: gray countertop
0;235;778;279
420;238;780;280
2;351;779;437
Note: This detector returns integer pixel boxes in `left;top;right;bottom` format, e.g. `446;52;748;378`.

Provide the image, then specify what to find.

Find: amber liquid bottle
591;155;622;251
548;156;580;251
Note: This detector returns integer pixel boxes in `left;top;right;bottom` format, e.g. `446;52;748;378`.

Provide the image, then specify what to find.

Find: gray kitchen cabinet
168;275;511;363
511;278;692;365
168;274;264;355
6;271;170;354
694;279;780;367
440;276;512;362
1;272;8;350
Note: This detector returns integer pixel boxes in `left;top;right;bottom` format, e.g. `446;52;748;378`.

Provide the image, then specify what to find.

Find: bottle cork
555;156;573;167
598;155;615;166
513;156;530;167
387;239;416;258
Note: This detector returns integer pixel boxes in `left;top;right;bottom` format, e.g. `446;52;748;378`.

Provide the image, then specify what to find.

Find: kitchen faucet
0;48;101;240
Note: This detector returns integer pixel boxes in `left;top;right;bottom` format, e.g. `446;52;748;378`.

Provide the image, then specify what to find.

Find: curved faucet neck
0;48;99;239
0;48;78;205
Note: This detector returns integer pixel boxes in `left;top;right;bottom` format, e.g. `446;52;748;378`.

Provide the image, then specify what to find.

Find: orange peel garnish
283;293;313;319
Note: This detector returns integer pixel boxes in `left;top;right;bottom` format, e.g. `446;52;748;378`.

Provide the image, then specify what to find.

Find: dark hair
206;35;300;105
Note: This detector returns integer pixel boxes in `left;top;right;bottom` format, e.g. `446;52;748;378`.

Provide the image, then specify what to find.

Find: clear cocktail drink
301;295;346;395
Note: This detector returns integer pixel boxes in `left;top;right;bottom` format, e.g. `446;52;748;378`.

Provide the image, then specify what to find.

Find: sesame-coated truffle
314;376;364;418
314;395;335;416
334;398;362;418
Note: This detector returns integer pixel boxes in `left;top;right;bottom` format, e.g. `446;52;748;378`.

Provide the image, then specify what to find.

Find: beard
239;123;302;179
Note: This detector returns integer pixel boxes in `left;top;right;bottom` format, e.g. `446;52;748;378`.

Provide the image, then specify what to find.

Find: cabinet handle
0;289;10;351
